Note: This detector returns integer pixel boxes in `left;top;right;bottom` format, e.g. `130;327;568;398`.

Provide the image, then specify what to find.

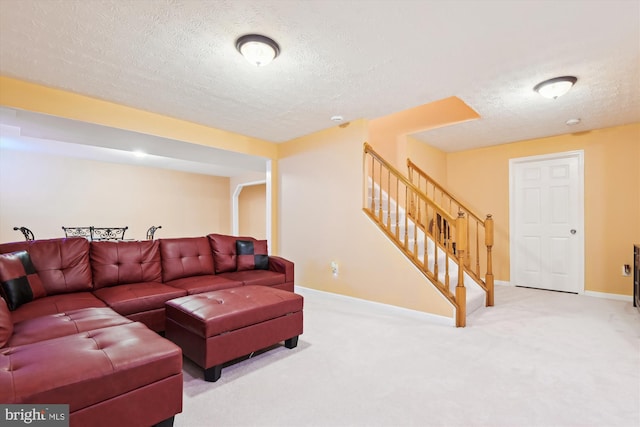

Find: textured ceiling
0;0;639;172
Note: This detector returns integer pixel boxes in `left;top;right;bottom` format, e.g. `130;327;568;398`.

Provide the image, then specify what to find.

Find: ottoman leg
204;365;222;382
284;336;299;349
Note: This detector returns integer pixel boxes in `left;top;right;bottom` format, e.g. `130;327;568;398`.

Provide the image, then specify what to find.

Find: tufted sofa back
0;238;93;295
90;240;162;289
159;237;215;282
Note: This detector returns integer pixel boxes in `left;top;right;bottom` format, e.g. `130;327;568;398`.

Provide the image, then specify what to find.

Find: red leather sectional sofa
0;233;294;427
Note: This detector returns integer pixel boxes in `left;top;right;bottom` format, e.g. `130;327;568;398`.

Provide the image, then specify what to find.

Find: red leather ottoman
164;285;303;382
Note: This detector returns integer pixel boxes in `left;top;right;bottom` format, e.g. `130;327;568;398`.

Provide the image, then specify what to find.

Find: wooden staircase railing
363;143;470;326
407;159;494;306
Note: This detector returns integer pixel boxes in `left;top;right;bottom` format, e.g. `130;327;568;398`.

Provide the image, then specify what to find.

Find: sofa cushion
236;240;269;271
217;270;286;287
9;292;106;324
164;275;243;295
91;240;162;289
208;234;256;274
0;297;12;348
93;283;186;316
0;322;183;410
8;307;132;348
160;237;215;282
0;251;47;310
0;238;93;296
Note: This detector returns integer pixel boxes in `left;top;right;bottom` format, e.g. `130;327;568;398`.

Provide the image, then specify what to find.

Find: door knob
570;229;577;234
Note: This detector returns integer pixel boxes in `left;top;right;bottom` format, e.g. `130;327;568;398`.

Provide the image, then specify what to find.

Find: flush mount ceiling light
534;76;577;99
236;34;280;67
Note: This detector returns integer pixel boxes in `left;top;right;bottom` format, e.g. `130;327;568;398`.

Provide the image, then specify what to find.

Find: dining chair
62;226;92;239
13;226;35;241
90;226;128;241
146;225;162;240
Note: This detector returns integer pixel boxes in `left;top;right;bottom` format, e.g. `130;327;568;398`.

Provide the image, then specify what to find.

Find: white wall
0;149;231;242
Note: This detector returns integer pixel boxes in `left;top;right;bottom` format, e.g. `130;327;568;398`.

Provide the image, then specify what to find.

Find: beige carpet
175;285;640;427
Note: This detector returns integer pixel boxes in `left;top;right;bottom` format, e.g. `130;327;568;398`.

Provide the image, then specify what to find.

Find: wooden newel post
455;212;467;327
485;214;494;307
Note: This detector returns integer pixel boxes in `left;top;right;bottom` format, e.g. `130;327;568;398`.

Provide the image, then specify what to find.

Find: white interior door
510;151;584;293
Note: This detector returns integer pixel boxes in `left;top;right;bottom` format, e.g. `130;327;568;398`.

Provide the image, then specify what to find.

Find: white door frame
509;150;585;293
232;160;272;247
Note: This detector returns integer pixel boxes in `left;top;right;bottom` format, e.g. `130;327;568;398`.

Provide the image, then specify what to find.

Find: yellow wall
445;123;640;296
0;150;231;242
405;135;447;184
239;184;267;240
278;120;454;319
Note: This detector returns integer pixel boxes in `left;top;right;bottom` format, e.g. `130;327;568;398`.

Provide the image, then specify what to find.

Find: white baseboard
494;280;632;302
294;285;455;326
583;290;633;302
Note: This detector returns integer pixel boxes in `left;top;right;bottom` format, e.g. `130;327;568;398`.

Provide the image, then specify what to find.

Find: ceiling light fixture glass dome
534;76;578;99
236;34;280;67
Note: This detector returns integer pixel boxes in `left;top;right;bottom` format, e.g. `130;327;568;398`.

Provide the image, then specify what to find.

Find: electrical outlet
622;264;631;276
330;261;339;276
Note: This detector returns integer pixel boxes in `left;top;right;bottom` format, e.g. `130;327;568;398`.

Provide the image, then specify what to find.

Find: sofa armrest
268;256;294;284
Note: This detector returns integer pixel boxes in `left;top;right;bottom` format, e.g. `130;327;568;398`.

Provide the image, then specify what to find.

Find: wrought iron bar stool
13;226;35;241
146;225;162;240
90;226;129;241
62;226;92;240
